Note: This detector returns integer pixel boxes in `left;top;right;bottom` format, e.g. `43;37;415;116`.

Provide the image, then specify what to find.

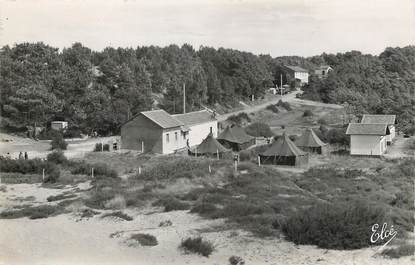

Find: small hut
217;125;255;151
295;128;328;154
188;133;231;158
259;133;308;167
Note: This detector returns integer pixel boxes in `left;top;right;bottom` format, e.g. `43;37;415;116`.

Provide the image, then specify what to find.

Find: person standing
18;152;23;160
24;152;28;160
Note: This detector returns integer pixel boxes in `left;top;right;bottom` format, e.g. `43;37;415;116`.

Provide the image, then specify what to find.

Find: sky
0;0;414;57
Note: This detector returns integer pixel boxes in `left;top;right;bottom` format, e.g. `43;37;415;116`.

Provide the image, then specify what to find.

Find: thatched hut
295;128;328;154
217;125;255;151
188;133;231;158
259;133;308;167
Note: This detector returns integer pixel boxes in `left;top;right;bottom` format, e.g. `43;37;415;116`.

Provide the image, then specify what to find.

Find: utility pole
183;83;186;114
280;74;283;97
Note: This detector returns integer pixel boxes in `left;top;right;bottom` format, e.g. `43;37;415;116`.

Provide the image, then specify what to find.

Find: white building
314;65;333;79
173;110;218;147
284;66;309;85
361;114;396;144
346;123;390;156
51;121;68;131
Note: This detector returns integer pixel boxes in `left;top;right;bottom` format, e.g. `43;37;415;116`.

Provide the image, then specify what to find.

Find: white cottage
346;123;390;156
173;110;218;147
361;114;396;144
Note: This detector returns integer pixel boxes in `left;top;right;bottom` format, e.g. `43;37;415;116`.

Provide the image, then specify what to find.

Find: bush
51;132;68;150
129;233;158;246
190;203;218;216
227;112;251;125
47;193;76;202
101;211;133;221
229;256;245;265
0;157;60;183
153;196;190;212
238;150;251;162
266;104;279;113
303;110;313;117
281;202;387;249
0;205;63;219
47;150;67;164
245;122;274;137
70;161;117;178
180;236;215;257
94;143;103;152
381;244;415;259
276;100;291;111
318;118;327;125
104;195;126;209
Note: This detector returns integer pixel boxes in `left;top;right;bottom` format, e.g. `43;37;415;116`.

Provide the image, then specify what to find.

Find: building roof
285;65;308;73
172;110;216;126
361;114;396;125
261;133;307;157
295;128;327;147
346;123;389;135
217;125;254;144
316;65;332;70
191;132;230;154
141;109;183;129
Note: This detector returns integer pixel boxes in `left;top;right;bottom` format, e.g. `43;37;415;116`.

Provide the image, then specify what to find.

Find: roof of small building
285;65;308;73
217;125;254;144
346;123;389;135
261;133;307;157
191;132;230;154
141;109;183;129
172;110;216;126
295;128;327;147
361;114;396;125
316;65;332;70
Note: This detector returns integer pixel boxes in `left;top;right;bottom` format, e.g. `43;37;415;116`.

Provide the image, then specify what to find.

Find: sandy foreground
0;183;413;265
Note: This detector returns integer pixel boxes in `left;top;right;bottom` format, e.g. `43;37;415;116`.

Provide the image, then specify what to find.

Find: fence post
138;166;142;175
42;168;45;181
91;167;94;179
216;149;219;160
101;143;103;152
258;156;261;166
141;141;144;153
208;165;211;173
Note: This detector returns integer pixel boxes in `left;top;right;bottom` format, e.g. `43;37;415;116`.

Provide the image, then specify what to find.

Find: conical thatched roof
295;128;327;148
217;125;254;144
193;133;230;154
261;133;306;157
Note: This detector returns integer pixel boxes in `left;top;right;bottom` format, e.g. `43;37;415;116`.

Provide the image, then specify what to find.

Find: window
210;127;213;133
175;132;178;141
166;133;169;143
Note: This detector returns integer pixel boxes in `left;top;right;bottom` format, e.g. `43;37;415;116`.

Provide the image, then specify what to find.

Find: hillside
1;43;414;135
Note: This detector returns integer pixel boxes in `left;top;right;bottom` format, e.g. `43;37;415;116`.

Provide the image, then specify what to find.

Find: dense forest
0;43;414;135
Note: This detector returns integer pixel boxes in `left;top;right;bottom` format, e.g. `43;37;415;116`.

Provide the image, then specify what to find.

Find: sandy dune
0;183;413;265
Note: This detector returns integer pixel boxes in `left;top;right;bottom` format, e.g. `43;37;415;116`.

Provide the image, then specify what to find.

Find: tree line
1;42;414;135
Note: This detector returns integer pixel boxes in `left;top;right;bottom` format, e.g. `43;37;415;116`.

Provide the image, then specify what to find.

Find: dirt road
217;90;343;121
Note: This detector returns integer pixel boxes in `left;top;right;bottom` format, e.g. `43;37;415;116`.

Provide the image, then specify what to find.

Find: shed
259;133;309;167
346;123;389;156
361;114;396;144
295;128;328;154
217;125;255;151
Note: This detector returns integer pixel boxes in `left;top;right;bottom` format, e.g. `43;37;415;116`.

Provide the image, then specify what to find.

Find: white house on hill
346;123;390;156
314;65;333;79
284;66;309;85
361;114;396;144
173;110;218;147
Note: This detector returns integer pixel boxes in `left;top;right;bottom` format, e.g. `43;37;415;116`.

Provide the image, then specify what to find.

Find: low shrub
47;193;77;202
276;100;291;111
303;110;313;117
94;143;103;152
69;161;117;179
104;195;126;209
153;196;190;212
381;244;415;259
265;104;279;113
0;173;42;184
0;157;60;183
318;118;327;125
129;233;158;246
227;112;251;125
281;202;387;249
101;211;133;221
51;132;68;150
190;203;218;216
47;150;67;164
180;236;214;257
238;150;251;162
0;205;63;219
229;256;245;265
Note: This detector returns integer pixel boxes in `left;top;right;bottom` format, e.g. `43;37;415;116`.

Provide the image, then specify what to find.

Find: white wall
161;128;188;154
387;125;396;142
294;72;309;84
350;135;386;156
188;120;218;147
